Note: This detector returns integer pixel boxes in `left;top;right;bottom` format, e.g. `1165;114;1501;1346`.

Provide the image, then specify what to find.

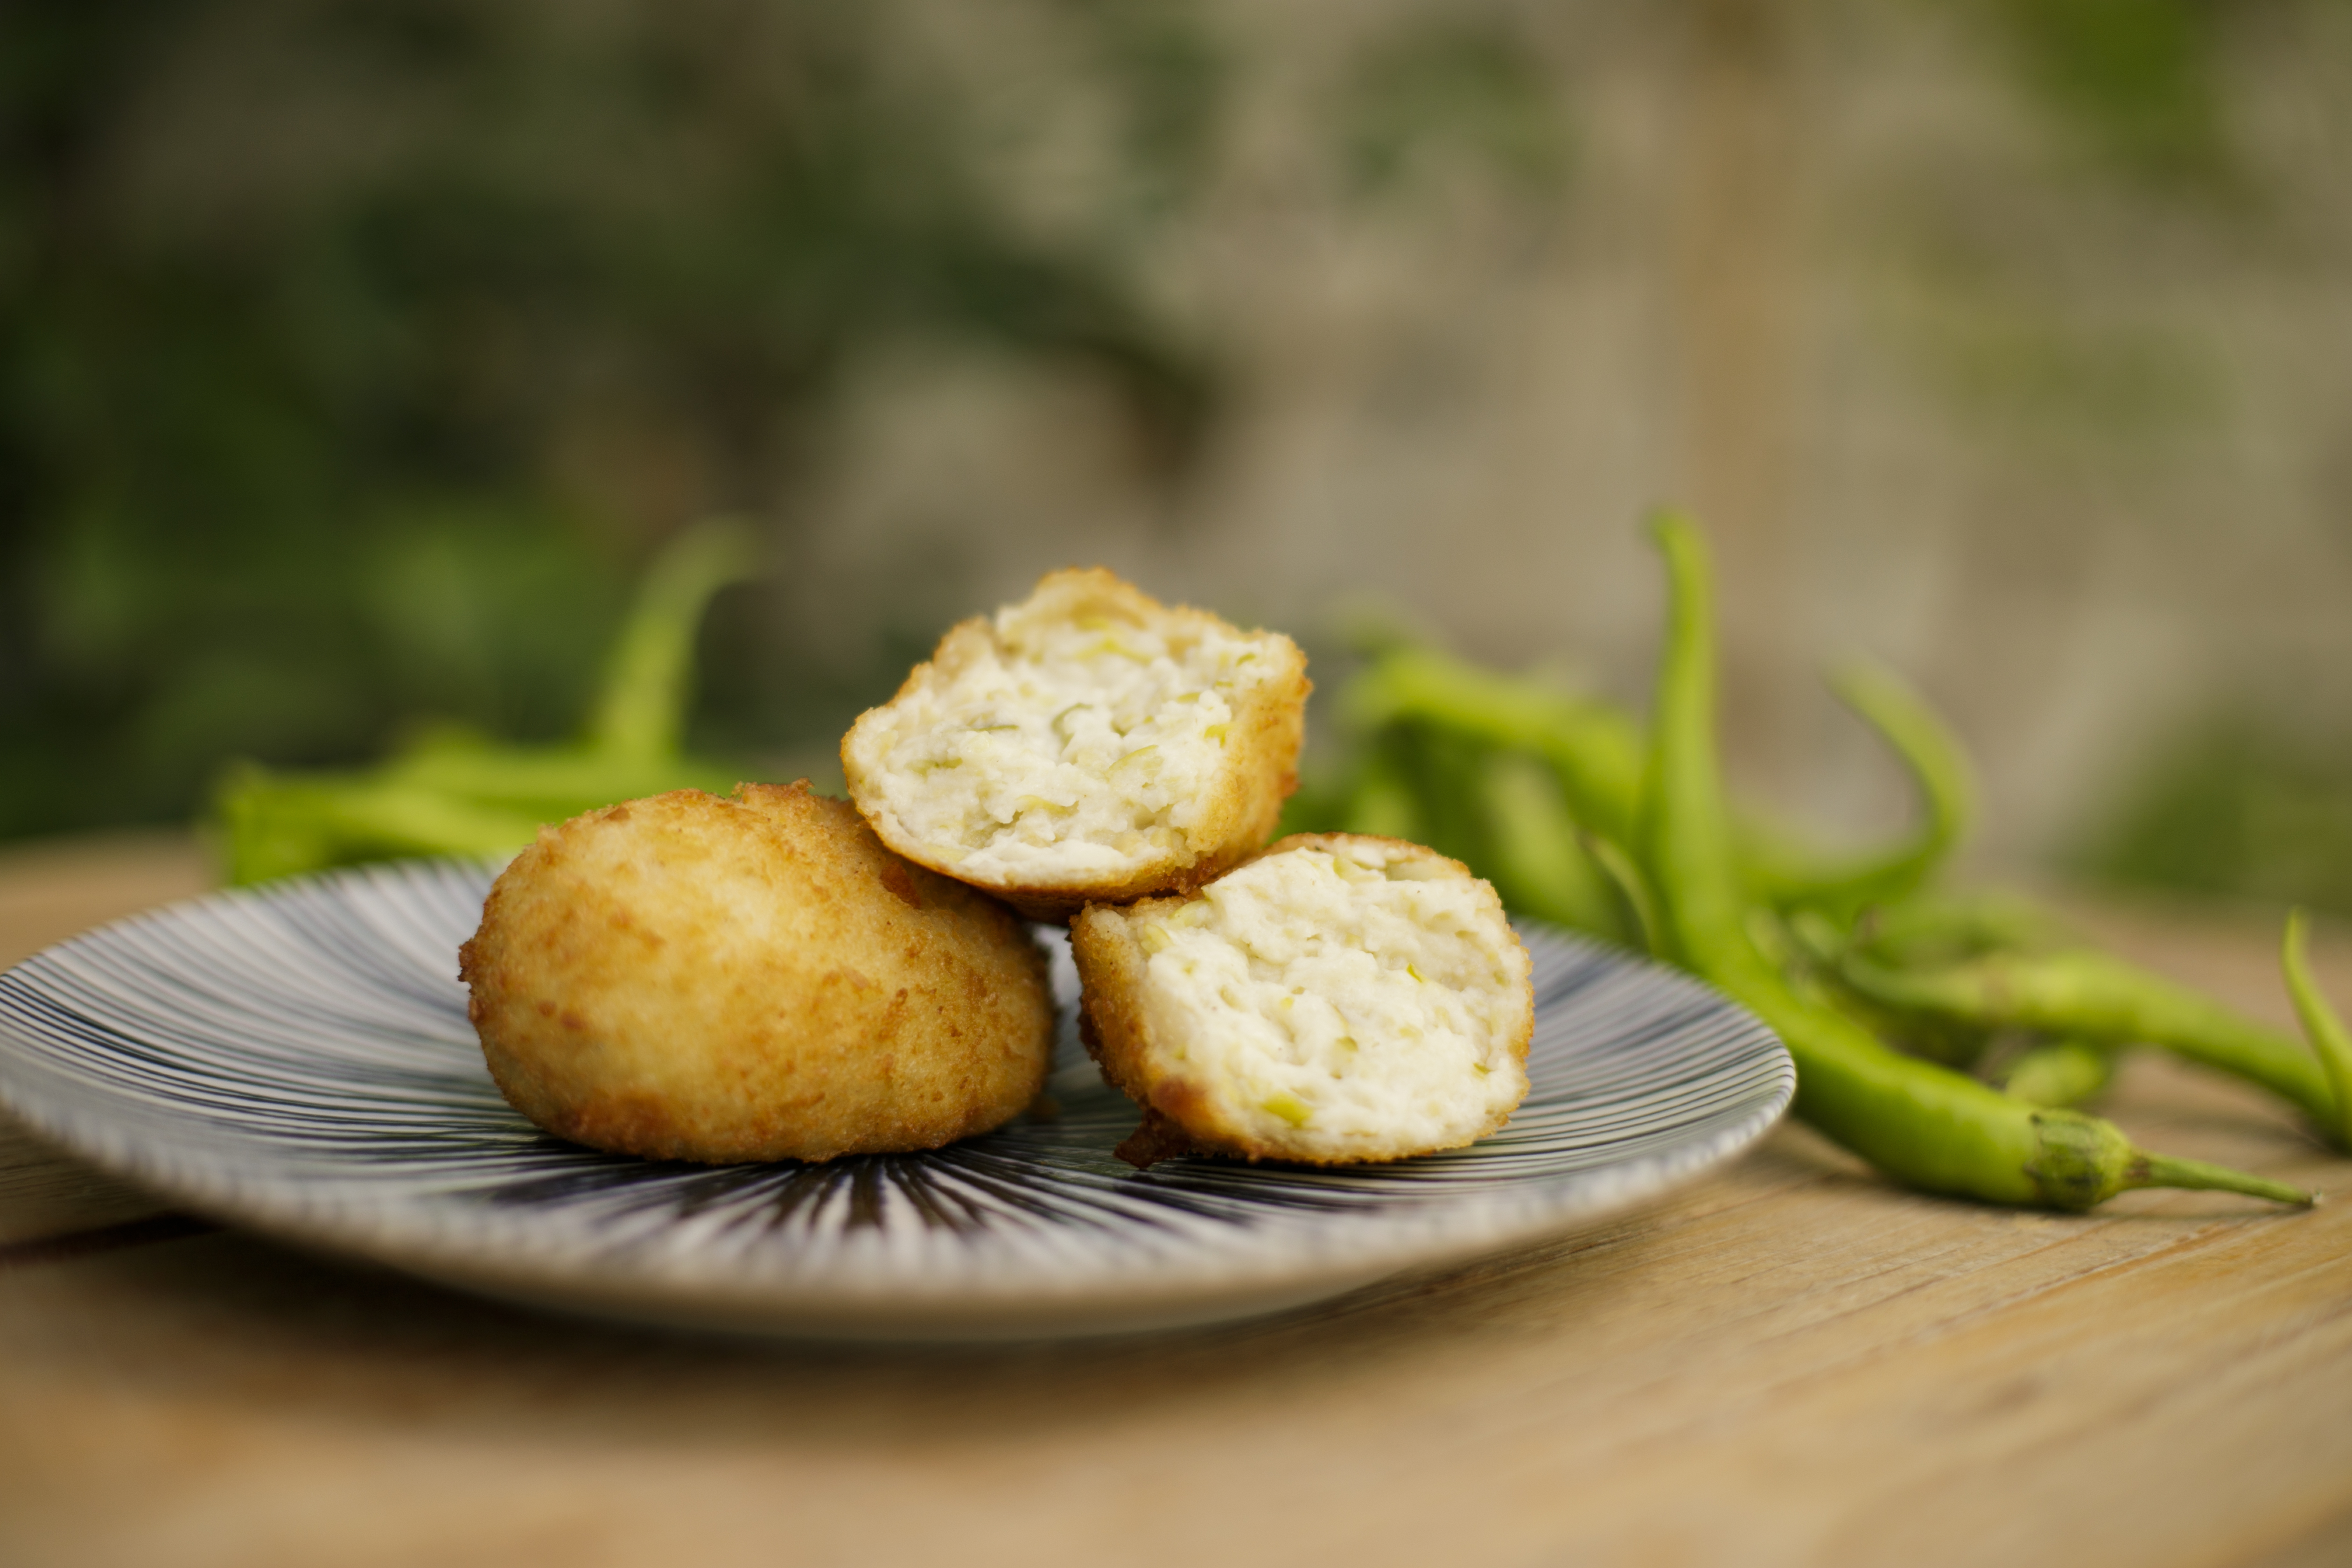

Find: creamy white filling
852;596;1279;881
1131;840;1526;1150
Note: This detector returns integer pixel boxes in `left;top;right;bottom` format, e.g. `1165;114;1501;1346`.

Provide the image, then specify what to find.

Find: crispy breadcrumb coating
459;782;1052;1163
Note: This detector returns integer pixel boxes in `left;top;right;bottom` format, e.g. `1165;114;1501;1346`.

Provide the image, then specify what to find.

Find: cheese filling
1132;841;1529;1152
851;597;1279;882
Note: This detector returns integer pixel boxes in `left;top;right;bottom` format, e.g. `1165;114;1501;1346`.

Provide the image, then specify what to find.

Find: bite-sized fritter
841;568;1309;922
1071;832;1534;1168
459;782;1052;1163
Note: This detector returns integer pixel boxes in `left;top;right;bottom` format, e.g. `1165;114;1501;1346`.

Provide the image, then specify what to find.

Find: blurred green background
5;0;2352;910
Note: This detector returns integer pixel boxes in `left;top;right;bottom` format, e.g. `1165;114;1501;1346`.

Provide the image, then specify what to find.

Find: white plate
0;859;1791;1340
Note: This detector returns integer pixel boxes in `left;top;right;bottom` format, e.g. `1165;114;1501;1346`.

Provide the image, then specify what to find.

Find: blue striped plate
0;859;1791;1339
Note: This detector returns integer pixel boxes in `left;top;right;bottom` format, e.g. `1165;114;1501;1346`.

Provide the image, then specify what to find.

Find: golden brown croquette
459;782;1052;1163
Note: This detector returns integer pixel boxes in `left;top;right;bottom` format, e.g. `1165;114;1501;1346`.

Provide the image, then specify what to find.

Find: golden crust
1069;889;1189;1117
458;782;1052;1163
1071;833;1536;1168
841;567;1309;924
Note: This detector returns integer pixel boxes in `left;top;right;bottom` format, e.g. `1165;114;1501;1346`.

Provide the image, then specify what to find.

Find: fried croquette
1071;833;1533;1168
459;782;1052;1163
840;568;1309;922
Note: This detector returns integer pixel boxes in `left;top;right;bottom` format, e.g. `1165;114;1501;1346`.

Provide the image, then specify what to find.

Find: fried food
1071;832;1534;1167
459;782;1052;1163
841;568;1309;922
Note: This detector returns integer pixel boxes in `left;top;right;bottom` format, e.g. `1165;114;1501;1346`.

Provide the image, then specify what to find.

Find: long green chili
212;519;758;885
1581;831;1661;956
1741;660;1976;919
1780;905;1993;1068
1997;1040;2118;1108
1833;945;2338;1134
1854;890;2076;967
1340;645;1645;844
585;520;762;762
2282;910;2352;1149
1638;511;2308;1209
1477;752;1630;941
1339;638;1977;930
1334;750;1425;843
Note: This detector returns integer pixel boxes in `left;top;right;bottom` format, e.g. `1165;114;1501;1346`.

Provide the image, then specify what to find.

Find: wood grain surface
1;836;2348;1568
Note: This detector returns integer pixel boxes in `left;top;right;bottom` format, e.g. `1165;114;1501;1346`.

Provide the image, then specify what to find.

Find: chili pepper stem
2281;908;2352;1150
2125;1153;2316;1207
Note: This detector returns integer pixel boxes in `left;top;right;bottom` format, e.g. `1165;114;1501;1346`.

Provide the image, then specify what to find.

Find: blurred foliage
1879;0;2264;463
1063;0;1231;220
2077;718;2352;916
0;0;1213;843
1983;0;2238;189
1885;248;2225;457
1339;19;1570;199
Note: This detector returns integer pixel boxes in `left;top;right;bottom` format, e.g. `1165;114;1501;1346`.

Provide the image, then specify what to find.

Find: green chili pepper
1831;945;2338;1135
1285;706;1634;944
1740;661;1976;920
1779;905;1993;1068
1344;638;1976;928
1581;831;1660;957
1638;511;2308;1209
1853;890;2077;967
364;731;740;821
584;521;762;762
1476;751;1629;942
1341;645;1645;844
212;519;759;884
1278;742;1420;843
1371;721;1496;871
2281;910;2352;1149
1336;756;1425;842
1997;1040;2118;1108
212;766;556;887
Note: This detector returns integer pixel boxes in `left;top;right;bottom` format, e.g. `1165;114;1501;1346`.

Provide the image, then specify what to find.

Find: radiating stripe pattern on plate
0;860;1792;1290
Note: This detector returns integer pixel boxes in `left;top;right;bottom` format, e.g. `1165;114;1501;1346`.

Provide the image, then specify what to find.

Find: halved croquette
1071;833;1533;1167
841;568;1309;922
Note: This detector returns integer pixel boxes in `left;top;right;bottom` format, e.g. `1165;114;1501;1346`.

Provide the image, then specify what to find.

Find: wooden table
2;835;2349;1568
